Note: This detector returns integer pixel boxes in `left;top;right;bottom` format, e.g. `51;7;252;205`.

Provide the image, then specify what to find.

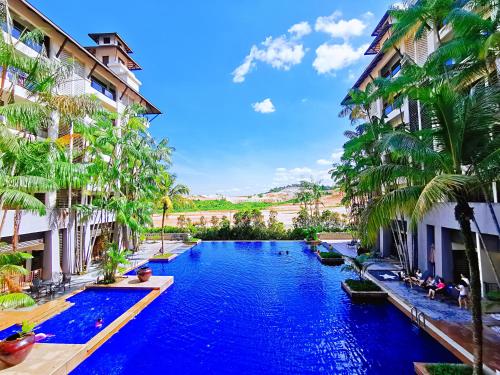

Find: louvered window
415;34;429;66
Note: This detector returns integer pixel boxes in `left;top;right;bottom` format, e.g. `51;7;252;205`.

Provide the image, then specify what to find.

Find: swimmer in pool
95;318;103;329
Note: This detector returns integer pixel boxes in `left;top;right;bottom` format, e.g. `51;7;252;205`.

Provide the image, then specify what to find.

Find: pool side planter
149;253;178;263
341;280;387;300
184;239;202;245
316;252;344;266
414;362;472;375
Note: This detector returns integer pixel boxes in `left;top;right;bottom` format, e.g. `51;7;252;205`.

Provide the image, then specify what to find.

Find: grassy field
171;199;295;213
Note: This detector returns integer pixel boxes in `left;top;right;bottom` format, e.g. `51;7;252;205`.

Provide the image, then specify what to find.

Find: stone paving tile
380;278;472;322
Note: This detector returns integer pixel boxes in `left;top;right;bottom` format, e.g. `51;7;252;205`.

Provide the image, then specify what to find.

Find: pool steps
362;270;497;374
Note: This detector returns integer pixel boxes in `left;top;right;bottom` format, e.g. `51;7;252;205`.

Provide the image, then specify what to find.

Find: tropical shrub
426;364;472;375
319;252;342;259
0;252;35;309
486;291;500;302
99;243;130;284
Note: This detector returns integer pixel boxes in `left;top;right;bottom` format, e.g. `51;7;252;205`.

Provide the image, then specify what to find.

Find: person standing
456;282;469;309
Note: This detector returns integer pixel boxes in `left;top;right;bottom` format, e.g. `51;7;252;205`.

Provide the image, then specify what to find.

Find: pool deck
332;241;500;375
89;275;174;293
0;275;174;374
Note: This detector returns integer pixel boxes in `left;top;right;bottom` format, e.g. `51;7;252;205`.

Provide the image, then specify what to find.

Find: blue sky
31;0;394;196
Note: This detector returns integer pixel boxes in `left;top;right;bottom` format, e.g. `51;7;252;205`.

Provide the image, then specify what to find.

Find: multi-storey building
342;10;499;296
0;0;160;280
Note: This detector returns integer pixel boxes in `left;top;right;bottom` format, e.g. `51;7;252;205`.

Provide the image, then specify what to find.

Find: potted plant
136;266;153;282
0;321;36;366
305;227;321;248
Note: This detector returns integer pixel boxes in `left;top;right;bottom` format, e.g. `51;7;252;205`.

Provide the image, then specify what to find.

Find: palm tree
156;172;189;253
383;0;457;52
360;81;499;374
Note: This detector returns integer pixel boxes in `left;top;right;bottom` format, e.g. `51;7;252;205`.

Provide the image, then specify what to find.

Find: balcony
90;77;116;101
1;21;45;54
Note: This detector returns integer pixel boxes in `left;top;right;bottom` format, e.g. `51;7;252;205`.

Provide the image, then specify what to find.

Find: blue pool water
0;288;149;344
73;241;458;374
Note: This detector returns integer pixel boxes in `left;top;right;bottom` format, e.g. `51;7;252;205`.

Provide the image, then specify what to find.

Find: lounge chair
61;273;71;291
29;279;47;298
347;239;358;247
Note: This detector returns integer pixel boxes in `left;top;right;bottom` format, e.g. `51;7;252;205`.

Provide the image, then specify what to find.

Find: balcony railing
90;78;116;101
1;22;44;54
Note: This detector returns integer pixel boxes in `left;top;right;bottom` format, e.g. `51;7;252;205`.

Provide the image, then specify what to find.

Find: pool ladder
410;306;427;328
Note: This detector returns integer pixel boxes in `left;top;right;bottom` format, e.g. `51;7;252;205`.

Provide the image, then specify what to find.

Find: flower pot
137;266;152;282
0;333;35;366
305;240;321;246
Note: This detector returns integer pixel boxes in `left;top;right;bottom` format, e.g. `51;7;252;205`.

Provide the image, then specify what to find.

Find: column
43;229;60;279
476;232;485;297
379;227;392;257
61;225;75;274
82;221;92;270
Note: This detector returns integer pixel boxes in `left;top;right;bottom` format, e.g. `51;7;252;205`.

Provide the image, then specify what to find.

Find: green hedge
319;252;342;259
426;364;472;375
147;226;308;241
345;279;381;292
486;290;500;301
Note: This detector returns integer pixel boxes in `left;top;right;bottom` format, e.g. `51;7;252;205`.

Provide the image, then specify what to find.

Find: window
90;76;116;101
118;58;125;65
384;94;401;116
3;19;45;53
102;56;109;65
381;60;401;79
103;37;111;44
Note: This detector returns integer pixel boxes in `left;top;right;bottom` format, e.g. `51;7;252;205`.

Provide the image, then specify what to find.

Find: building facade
342;10;500;296
0;0;160;280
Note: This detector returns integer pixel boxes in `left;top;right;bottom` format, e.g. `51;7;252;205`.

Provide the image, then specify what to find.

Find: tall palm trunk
455;197;483;375
160;203;166;254
12;209;20;251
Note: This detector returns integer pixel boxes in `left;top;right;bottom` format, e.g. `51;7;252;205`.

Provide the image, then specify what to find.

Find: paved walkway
324;240;357;258
34;241;186;305
344;255;500;372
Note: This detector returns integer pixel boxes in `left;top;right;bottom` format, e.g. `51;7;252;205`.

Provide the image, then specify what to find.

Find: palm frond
0;292;35;309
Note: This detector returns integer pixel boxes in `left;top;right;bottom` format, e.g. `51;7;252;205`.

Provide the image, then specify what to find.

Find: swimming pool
73;241;459;374
0;288;149;344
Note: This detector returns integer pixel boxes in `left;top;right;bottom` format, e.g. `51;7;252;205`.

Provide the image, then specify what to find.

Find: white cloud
362;11;375;19
315;11;367;40
252;98;276;114
316;159;332;166
273;167;331;186
232;53;255;83
313;42;368;74
288;21;312;39
232;23;308;83
316;150;343;166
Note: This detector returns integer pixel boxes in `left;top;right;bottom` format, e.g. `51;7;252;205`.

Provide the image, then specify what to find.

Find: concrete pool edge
363;271;496;375
0;276;174;375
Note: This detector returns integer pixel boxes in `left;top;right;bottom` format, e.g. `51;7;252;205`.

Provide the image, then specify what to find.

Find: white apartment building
342;10;500;296
0;0;161;280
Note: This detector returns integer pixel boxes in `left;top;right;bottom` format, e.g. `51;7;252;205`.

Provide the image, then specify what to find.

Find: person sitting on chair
428;278;446;299
410;269;424;287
